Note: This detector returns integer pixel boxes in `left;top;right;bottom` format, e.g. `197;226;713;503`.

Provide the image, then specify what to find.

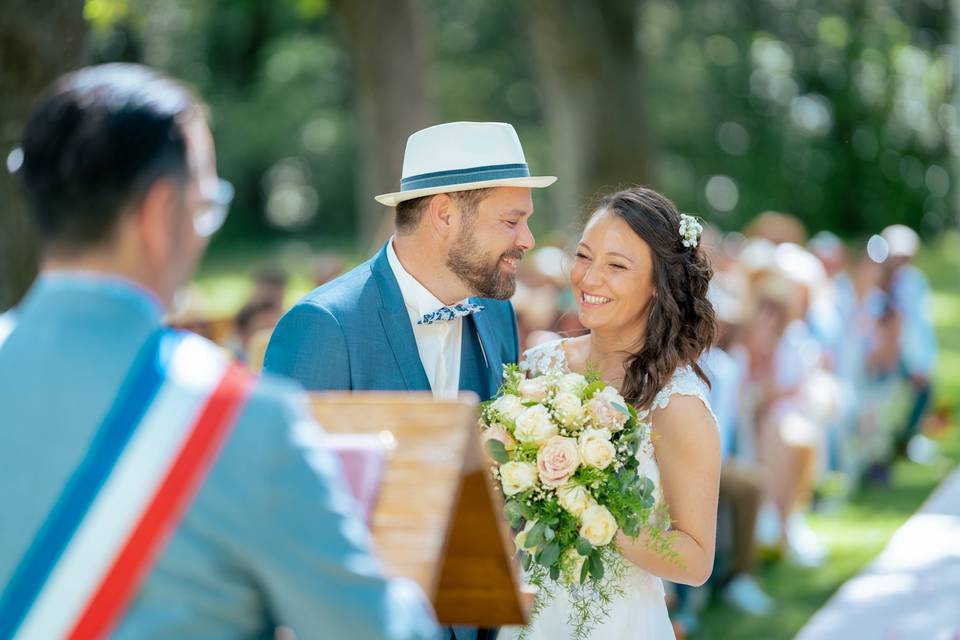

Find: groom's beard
446;231;522;300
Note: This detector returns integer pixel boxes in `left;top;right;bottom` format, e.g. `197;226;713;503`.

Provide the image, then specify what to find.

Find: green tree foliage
641;0;954;236
69;0;960;245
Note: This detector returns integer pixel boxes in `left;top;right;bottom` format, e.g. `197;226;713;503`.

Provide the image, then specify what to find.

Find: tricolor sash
0;329;253;639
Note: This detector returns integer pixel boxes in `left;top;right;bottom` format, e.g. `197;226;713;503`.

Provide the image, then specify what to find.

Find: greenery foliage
78;0;954;251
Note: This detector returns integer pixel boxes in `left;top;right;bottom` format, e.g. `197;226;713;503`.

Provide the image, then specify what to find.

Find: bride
503;186;721;639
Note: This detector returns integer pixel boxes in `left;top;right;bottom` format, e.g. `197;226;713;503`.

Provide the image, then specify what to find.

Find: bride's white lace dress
500;339;718;640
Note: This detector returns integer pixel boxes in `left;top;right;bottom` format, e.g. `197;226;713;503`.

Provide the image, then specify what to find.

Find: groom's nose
516;219;535;251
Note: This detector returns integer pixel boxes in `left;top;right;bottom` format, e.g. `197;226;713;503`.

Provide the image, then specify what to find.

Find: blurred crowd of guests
689;217;939;635
173;213;941;635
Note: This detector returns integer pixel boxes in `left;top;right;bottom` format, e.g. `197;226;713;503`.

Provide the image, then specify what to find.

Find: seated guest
881;224;937;460
232;296;284;363
705;283;772;616
250;265;290;308
0;64;436;640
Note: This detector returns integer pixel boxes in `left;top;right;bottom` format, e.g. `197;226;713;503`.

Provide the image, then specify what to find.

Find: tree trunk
330;0;435;252
524;0;650;231
0;0;87;311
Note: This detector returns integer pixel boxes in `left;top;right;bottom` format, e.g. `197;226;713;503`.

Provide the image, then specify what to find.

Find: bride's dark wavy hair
591;187;717;409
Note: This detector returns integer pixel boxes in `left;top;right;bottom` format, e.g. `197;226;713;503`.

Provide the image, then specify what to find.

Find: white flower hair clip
679;213;703;249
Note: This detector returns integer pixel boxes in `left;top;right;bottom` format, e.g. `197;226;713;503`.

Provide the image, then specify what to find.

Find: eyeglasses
193;178;235;237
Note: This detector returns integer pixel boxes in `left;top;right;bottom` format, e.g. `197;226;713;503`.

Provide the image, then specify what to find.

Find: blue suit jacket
0;274;437;640
264;244;519;401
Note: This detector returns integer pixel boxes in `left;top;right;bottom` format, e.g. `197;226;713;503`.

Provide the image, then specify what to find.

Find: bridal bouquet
480;365;673;638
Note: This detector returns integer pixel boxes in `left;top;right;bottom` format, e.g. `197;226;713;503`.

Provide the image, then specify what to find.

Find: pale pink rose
482;425;516;449
518;377;550;402
585;390;628;431
537;436;581;487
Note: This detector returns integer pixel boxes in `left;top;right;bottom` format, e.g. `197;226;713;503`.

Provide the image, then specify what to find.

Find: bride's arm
615;395;721;586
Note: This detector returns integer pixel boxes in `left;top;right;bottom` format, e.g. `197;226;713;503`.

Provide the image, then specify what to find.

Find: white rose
491;394;525;421
518;377;550;402
556;483;594;517
578;428;617;470
500;461;538;495
514;519;537;552
557;372;588;396
579;504;618;547
553;392;584;426
514;404;559;444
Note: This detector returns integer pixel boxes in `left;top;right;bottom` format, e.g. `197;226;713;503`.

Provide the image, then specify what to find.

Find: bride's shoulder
650;365;718;430
520;338;569;376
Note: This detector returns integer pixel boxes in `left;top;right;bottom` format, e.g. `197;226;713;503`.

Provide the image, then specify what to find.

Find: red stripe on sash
67;363;253;640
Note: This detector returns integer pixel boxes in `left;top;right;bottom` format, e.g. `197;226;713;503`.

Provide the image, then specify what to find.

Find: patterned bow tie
417;302;485;326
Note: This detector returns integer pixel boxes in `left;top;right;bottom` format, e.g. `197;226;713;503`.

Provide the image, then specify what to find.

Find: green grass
691;234;960;640
690;429;960;640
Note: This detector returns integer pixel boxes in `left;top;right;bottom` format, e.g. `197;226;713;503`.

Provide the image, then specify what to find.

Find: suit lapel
459;315;486;399
372;246;431;392
470;299;505;399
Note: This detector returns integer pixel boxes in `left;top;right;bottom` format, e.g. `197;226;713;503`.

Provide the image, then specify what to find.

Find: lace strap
644;366;720;430
520;339;568;376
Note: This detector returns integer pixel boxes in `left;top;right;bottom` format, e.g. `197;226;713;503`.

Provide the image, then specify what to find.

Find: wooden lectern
310;392;530;628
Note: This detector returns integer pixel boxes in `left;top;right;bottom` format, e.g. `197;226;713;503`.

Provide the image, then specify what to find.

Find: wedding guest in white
703;283;773;616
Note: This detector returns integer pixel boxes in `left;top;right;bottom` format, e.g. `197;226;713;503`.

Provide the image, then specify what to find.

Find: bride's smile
580;292;612;307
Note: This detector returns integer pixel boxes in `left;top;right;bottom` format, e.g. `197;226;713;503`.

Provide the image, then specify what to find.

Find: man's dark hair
17;63;205;254
394;188;493;233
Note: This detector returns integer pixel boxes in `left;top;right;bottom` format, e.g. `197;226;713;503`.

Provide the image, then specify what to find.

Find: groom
264;121;555;639
265;121;554;400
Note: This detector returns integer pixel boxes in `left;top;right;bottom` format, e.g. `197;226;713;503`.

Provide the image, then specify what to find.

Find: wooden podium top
310;392;528;627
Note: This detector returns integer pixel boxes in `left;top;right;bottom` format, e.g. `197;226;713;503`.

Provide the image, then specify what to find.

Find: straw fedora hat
374;121;556;206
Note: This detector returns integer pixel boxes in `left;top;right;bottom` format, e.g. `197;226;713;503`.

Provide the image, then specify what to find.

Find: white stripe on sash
17;335;227;639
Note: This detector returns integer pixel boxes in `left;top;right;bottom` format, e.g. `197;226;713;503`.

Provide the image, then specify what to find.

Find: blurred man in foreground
0;63;436;639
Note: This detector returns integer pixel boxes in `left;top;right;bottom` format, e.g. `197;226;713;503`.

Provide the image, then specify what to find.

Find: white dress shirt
386;239;464;399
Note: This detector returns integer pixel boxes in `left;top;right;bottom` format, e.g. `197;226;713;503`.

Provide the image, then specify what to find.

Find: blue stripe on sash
0;329;179;639
399;162;530;191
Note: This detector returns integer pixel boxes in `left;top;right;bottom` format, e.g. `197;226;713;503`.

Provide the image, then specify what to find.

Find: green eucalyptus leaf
639;476;654;496
589;552;605;580
537;542;561;568
525;521;546;549
485;438;509;464
576;537;594;556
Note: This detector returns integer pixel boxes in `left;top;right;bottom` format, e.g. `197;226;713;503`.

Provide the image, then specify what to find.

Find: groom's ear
426;193;455;238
